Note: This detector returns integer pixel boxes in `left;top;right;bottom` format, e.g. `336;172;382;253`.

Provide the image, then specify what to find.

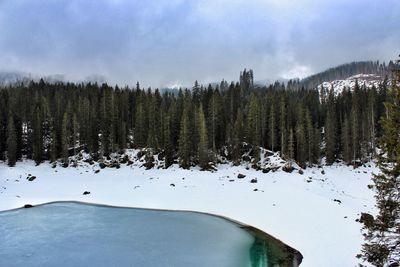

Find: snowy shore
0;155;377;267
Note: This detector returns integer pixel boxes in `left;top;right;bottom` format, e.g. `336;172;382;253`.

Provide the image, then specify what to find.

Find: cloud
0;0;398;87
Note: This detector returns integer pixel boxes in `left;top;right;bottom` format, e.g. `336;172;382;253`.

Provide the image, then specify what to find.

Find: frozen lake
0;202;301;267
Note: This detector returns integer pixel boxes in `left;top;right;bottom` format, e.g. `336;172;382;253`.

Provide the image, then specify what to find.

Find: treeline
0;69;389;169
301;61;389;89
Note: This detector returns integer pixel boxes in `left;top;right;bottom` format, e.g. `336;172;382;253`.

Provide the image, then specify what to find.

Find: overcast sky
0;0;399;88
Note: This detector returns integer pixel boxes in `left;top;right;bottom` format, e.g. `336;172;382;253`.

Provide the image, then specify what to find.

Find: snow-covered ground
0;153;378;267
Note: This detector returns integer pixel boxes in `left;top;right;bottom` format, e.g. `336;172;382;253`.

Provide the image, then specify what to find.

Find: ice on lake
0;202;301;267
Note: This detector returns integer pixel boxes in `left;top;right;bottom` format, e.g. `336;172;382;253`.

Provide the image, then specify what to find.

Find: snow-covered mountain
317;73;383;99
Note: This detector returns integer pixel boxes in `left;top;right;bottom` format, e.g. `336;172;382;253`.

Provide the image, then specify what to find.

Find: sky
0;0;399;88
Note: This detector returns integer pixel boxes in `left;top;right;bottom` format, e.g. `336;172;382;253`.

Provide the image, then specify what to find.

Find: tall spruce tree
248;94;261;161
197;104;209;170
288;127;295;166
33;106;43;165
178;106;191;169
296;106;307;166
280;95;287;157
7;114;17;166
341;115;352;164
135;101;147;148
362;59;400;266
232;110;244;165
325;89;336;164
269;102;277;152
61;112;70;167
163;112;173;168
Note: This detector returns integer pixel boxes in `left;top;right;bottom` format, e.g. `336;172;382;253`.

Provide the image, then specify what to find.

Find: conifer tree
288;127;295;165
362;59;400;266
248;94;261;161
208;90;218;154
313;126;321;164
0;94;6;161
163;112;173;168
341;115;352;164
72;113;79;156
178;106;191;169
61;112;69;167
325;90;336;164
135;102;147;148
7;114;17;166
351;81;361;162
296;112;307;166
232;110;244;165
305;109;314;164
33;106;43;165
280;95;287;157
146;94;158;148
269;102;277;152
50;123;57;162
197;104;209;170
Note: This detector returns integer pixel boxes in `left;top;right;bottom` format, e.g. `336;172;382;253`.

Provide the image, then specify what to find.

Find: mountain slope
318;73;383;98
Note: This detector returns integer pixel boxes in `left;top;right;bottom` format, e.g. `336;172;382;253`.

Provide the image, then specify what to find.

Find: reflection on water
250;233;302;267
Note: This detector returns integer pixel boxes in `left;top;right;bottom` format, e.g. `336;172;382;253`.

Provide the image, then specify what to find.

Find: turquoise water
0;202;301;267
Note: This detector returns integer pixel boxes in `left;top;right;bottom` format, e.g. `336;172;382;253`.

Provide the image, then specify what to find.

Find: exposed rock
120;155;129;164
262;168;271;173
144;161;155;170
271;166;280;172
27;176;36;181
24;204;33;208
83;191;91;195
110;161;120;169
250;178;257;183
99;162;107;169
237;173;246;179
170;183;175;187
251;164;261;171
333;199;342;204
282;165;294;173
